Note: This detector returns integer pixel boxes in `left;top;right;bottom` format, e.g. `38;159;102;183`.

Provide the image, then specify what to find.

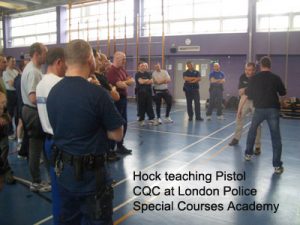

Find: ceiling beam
0;1;27;10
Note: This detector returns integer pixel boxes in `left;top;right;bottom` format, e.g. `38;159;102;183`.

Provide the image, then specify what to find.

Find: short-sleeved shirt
238;73;251;90
21;61;42;107
135;71;152;94
3;68;18;91
183;69;200;91
36;73;62;135
152;70;170;91
246;71;286;109
209;71;225;89
107;65;130;97
47;76;124;193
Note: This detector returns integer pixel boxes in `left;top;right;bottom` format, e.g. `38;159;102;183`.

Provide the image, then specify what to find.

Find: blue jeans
245;108;283;167
44;137;60;225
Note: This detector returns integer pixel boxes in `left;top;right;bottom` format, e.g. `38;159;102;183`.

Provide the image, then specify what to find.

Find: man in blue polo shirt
47;39;124;224
206;62;225;120
183;61;203;121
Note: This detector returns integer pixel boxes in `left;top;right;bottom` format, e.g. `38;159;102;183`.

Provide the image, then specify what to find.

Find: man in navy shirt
47;39;124;224
206;63;225;120
183;61;203;121
244;56;286;174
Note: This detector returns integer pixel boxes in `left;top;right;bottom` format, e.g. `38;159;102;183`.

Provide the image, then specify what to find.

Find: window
0;22;3;48
66;0;134;42
9;8;57;47
142;0;248;36
256;0;300;32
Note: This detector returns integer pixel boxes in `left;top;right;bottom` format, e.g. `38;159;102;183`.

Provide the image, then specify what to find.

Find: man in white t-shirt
21;42;49;192
152;63;173;123
36;47;66;225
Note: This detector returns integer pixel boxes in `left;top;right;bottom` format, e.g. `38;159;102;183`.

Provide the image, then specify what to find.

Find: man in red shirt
107;51;135;154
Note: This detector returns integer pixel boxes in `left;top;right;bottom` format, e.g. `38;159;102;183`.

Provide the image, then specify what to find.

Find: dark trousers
154;91;172;118
6;90;17;135
206;87;223;116
245;108;283;167
57;161;114;225
57;167;113;225
185;89;201;119
137;91;155;121
110;96;127;149
0;136;11;172
18;105;29;157
18;122;29;157
45;137;60;225
22;105;49;183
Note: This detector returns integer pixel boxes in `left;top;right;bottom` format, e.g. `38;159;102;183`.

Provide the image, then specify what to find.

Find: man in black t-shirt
47;39;124;224
243;56;286;174
135;62;158;126
229;62;261;155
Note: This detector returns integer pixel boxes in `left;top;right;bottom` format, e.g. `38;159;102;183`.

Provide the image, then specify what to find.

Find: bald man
206;63;225;120
107;51;135;155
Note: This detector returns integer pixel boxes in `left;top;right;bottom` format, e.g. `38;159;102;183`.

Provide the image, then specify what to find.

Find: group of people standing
135;61;173;126
183;61;225;121
0;36;287;224
182;57;286;175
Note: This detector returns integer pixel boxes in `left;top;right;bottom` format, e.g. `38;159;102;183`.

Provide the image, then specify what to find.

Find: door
174;59;211;102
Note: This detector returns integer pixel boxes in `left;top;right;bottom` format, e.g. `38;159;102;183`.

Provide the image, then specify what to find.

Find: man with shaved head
47;39;124;224
206;62;226;120
107;51;135;155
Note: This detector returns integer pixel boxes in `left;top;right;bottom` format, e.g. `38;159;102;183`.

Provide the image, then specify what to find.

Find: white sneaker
30;182;52;192
244;154;252;161
157;118;162;124
274;166;284;174
139;120;145;126
164;117;173;123
206;116;211;121
149;119;159;126
17;142;22;151
217;115;224;120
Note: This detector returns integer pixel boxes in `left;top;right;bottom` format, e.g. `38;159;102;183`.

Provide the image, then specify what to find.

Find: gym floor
1;102;299;225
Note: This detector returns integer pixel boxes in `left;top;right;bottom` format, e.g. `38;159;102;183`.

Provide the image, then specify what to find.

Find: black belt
51;146;106;182
23;104;37;110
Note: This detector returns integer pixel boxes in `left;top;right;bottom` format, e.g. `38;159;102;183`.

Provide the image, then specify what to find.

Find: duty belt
51;145;105;181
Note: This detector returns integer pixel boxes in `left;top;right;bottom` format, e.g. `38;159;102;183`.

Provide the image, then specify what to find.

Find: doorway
173;58;212;102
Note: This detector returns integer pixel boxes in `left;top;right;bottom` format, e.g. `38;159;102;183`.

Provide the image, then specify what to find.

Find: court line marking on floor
113;120;236;188
33;120;239;225
113;121;251;214
14;176;53;204
113;124;243;225
127;126;223;140
33;215;53;225
112;128;237;213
